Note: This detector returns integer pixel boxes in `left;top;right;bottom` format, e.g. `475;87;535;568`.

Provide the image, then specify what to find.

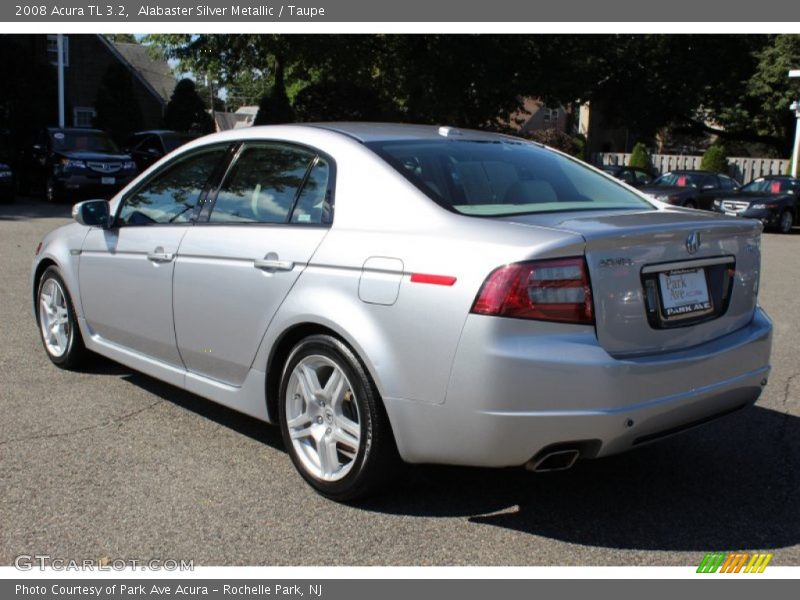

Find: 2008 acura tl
32;123;772;500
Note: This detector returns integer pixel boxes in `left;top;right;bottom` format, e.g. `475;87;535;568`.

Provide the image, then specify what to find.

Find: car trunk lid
500;208;762;356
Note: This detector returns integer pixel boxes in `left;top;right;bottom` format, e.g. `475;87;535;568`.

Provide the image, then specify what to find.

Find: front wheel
36;267;87;369
278;334;397;501
778;210;794;234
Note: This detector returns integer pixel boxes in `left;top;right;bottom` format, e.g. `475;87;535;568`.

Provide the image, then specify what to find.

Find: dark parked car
0;162;14;203
639;170;740;210
601;165;654;188
126;130;197;172
20;128;138;203
712;175;799;234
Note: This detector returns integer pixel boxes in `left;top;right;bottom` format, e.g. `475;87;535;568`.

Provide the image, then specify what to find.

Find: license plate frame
657;267;714;320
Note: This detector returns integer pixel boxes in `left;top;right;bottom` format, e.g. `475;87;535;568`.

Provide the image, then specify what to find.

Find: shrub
628;142;653;172
164;79;212;134
700;145;729;174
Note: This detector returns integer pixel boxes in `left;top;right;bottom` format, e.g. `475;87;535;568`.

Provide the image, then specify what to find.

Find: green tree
701;145;729;173
293;81;386;122
104;34;137;44
253;55;294;125
164;78;212;133
93;63;142;142
628;142;653;171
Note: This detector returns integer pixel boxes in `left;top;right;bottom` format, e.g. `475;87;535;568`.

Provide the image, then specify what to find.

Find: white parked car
32;123;772;500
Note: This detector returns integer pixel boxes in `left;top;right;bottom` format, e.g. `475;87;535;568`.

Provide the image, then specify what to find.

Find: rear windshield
50;130;119;153
367;139;654;216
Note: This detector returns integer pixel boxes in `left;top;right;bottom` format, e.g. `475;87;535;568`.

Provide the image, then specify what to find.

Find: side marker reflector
410;273;457;286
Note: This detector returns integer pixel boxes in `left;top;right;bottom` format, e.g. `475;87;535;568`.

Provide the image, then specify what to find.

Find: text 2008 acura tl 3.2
32;124;772;500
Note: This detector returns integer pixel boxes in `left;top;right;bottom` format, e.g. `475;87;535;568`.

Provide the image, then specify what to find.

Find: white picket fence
593;152;789;184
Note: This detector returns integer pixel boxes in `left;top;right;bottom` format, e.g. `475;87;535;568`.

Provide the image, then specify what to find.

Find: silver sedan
32;123;772;500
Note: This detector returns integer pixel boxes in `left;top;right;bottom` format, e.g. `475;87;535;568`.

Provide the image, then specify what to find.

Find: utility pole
790;70;800;178
57;34;65;127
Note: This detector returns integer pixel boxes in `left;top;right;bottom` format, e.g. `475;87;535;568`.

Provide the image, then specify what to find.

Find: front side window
718;175;737;190
117;147;227;226
368;139;653;217
209;144;315;224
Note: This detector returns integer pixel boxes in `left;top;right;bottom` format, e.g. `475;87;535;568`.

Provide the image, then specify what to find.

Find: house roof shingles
108;40;176;104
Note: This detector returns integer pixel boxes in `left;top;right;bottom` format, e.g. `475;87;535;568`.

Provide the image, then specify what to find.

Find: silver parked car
32;123;772;500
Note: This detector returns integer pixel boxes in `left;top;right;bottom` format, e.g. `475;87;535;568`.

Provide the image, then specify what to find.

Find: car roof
305;122;515;143
46;127;106;134
666;170;712;175
132;130;192;137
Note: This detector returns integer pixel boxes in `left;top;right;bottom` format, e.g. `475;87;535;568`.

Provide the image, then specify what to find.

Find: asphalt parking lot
1;197;798;567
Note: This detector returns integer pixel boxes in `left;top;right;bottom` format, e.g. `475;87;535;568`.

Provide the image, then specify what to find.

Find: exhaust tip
526;449;580;473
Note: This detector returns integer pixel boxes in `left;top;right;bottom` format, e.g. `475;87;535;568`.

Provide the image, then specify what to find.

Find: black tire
35;266;87;369
778;210;794;234
278;334;397;501
684;200;697;209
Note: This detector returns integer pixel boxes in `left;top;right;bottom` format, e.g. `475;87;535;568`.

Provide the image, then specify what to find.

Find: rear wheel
36;267;87;369
683;200;696;209
278;334;396;501
778;210;793;234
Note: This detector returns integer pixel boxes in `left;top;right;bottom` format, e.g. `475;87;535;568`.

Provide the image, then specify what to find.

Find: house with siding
2;34;175;131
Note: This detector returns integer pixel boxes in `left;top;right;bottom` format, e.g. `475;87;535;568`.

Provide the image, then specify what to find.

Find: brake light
471;257;594;324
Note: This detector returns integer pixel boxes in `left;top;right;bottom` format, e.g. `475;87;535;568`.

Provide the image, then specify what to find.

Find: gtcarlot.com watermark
14;554;194;571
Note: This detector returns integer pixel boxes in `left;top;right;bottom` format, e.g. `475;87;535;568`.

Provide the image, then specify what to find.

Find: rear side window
117;147;227;226
290;157;332;224
209;143;315;224
367;139;653;216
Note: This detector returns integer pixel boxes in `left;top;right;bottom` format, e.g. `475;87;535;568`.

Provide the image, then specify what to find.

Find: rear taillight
471;257;594;324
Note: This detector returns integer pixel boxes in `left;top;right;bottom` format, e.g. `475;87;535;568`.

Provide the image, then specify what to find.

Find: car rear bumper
384;308;772;466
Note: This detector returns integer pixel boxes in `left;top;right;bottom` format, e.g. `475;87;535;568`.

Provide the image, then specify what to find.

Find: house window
542;107;559;123
46;35;69;67
73;107;96;128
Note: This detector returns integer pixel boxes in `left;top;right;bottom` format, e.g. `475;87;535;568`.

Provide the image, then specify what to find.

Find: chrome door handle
254;258;294;272
147;248;174;263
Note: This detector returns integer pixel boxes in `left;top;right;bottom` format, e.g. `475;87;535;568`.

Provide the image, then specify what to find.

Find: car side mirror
72;200;111;228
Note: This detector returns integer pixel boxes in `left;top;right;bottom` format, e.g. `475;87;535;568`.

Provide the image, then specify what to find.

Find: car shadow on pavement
117;366;287;454
102;355;798;553
0;196;72;220
361;405;800;552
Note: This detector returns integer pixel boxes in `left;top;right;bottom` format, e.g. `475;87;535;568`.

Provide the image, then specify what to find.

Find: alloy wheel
284;355;362;482
38;277;71;357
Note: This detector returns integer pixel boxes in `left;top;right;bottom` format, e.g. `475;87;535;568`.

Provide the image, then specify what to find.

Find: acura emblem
686;231;701;254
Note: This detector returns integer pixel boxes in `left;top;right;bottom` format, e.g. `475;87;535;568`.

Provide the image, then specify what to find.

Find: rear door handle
147;247;174;263
254;258;295;272
254;253;294;272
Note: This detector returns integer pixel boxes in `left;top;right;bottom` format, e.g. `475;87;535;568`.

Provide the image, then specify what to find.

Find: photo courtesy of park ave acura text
1;32;800;567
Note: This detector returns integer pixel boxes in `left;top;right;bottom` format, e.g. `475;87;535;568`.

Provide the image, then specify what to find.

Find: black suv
20;128;138;203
